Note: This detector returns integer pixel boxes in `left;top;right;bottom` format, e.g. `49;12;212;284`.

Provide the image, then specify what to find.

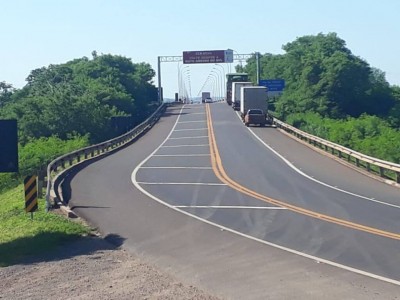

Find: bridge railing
273;118;400;185
45;103;167;210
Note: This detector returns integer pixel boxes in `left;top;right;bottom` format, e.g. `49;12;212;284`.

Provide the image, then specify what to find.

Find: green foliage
286;113;400;163
241;32;400;164
0;135;89;193
388;85;400;127
0;52;158;196
1;53;158;144
244;32;396;119
0;185;89;266
0;81;15;108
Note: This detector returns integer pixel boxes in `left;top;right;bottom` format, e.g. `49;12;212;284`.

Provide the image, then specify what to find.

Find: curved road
67;103;400;299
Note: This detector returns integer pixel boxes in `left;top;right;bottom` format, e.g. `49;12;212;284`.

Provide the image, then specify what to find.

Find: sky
1;0;400;99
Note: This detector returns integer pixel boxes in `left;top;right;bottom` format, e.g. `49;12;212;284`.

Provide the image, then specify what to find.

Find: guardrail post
338;151;342;159
366;162;371;172
356;158;360;167
379;167;384;178
396;172;400;184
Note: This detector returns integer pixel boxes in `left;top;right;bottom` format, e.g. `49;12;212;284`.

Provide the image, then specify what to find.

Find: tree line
241;33;400;163
0;52;159;191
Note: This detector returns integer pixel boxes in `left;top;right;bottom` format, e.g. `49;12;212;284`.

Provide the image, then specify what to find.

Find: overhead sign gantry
157;49;260;103
182;50;233;64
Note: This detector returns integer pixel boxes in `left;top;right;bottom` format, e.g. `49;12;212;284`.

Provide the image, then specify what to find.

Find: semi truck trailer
240;86;273;126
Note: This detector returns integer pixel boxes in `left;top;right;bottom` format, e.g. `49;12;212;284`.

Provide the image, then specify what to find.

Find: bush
0;135;89;192
285;112;400;163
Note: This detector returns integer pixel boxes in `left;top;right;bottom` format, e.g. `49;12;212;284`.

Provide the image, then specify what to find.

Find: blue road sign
259;79;285;91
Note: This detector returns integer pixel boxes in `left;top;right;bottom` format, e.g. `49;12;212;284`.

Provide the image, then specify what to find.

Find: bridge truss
157;53;260;103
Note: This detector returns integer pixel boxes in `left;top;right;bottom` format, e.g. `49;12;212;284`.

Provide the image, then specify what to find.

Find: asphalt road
67;102;400;299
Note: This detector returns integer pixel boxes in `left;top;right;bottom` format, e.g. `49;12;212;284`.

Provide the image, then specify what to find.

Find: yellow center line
205;104;400;240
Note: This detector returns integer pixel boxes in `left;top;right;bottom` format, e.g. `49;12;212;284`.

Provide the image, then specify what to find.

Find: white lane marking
235;112;400;210
173;128;208;131
174;205;288;210
177;121;205;123
137;182;227;186
141;167;212;169
132;105;400;286
169;136;208;140
153;154;210;157
161;144;209;148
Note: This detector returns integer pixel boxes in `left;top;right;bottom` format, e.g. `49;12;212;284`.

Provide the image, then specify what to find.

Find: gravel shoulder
0;235;221;300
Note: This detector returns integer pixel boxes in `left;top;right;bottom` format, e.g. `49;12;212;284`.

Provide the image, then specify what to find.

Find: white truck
240;86;273;126
231;82;253;110
202;92;211;103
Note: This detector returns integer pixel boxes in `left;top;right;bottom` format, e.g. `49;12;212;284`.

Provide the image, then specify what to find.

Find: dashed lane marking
208;105;400;240
174;205;288;210
177;121;206;123
173;128;208;131
136;182;227;186
152;154;210;157
161;144;209;148
132;104;400;286
140;167;212;169
169;136;208;140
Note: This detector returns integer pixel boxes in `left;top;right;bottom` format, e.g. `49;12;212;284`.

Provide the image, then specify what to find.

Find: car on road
244;109;266;127
205;97;213;103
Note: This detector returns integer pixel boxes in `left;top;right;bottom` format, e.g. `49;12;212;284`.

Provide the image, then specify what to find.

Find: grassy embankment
0;136;92;267
0;185;90;267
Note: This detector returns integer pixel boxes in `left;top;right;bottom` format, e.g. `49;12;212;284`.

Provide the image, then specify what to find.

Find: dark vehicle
225;73;249;105
202;92;211;103
244;109;266;127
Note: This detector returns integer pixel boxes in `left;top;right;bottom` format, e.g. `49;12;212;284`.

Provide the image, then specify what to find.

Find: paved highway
67;102;400;299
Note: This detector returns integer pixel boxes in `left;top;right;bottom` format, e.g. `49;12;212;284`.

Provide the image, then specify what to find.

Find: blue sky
1;0;400;98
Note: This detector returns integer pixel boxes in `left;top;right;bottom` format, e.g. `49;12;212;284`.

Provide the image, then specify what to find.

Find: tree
0;53;159;144
243;32;396;119
0;81;15;107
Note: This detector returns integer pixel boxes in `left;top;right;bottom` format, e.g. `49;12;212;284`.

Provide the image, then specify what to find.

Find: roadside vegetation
242;33;400;163
2;34;399;264
0;52;159;264
0;185;90;266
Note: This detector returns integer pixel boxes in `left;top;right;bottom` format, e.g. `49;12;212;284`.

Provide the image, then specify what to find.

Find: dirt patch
0;236;221;300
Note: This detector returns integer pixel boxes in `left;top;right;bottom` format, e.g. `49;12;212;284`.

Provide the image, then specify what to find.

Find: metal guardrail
273;118;400;185
45;103;167;210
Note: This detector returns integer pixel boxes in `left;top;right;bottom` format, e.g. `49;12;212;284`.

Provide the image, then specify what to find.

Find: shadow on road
0;233;125;267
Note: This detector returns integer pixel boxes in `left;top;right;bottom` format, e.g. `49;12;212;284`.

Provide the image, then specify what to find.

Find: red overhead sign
183;50;233;64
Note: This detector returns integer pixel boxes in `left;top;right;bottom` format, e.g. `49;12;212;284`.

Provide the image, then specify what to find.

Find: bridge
48;99;400;298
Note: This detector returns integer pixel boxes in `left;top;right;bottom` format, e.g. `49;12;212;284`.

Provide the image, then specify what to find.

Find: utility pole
157;56;162;104
256;52;260;85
